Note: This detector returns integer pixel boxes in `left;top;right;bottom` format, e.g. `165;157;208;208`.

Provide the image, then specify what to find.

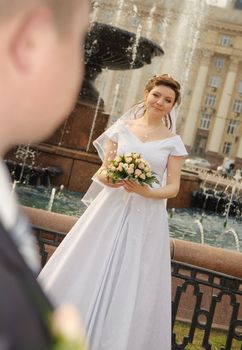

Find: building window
200;113;212;130
214;57;225;69
219;35;232;47
233;100;242;113
238;81;242;94
234;0;242;10
227;120;239;135
130;16;140;27
104;11;113;22
223;142;232;155
193;135;207;157
209;75;221;88
157;22;163;33
205;94;216;107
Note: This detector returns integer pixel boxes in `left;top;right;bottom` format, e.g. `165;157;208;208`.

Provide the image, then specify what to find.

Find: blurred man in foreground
0;0;89;349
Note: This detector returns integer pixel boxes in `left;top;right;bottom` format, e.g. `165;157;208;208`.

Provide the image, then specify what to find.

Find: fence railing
171;260;242;349
35;226;242;349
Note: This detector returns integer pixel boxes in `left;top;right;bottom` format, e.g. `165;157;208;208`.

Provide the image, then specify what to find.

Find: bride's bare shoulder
166;130;176;138
118;119;136;127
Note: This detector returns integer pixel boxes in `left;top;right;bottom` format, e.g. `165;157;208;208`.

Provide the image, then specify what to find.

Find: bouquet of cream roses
106;152;159;186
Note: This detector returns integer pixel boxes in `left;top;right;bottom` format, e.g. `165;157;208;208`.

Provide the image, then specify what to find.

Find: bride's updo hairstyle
145;74;181;106
143;74;181;130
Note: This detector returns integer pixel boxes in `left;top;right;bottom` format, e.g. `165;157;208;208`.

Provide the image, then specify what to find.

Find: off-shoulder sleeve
93;122;122;161
103;123;119;142
170;136;188;157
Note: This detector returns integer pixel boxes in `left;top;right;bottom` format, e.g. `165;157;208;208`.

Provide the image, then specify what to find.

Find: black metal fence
172;260;242;349
35;225;65;266
35;226;242;350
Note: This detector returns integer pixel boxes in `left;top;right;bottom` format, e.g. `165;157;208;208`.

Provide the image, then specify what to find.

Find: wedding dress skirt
39;122;188;350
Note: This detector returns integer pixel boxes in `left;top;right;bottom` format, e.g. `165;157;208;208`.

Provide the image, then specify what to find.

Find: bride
38;74;188;350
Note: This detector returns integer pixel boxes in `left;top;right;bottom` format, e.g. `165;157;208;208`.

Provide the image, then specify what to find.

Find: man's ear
9;7;53;72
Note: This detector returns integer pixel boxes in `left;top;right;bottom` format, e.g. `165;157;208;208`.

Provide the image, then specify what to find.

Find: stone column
182;50;212;147
236;136;242;158
206;56;241;153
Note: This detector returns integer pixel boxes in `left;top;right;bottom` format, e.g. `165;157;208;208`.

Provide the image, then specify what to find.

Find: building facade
181;3;242;168
92;0;242;168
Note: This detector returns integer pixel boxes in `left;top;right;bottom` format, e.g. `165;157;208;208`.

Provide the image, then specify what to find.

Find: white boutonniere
51;304;87;350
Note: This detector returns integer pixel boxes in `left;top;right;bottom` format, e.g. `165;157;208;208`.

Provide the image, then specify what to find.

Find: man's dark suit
0;222;53;350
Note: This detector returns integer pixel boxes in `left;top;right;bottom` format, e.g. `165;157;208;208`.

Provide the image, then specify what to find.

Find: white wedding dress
38;121;187;350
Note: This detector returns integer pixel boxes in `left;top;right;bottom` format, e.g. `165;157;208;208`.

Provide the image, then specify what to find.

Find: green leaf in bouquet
52;334;86;350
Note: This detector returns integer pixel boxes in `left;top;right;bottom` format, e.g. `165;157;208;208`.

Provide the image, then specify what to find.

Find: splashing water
47;187;56;212
86;68;108;152
56;184;65;198
11;180;18;193
15;144;37;184
224;185;236;227
131;24;142;68
115;0;125;25
194;219;205;244
91;1;99;23
220;228;240;252
109;83;121;124
146;5;156;39
180;1;208;95
159;9;172;48
201;172;210;190
214;175;222;191
170;207;176;218
58;119;69;147
86;94;102;152
161;0;208;90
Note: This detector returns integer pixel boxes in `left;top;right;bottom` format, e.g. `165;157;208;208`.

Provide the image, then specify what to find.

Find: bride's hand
122;180;152;198
105;178;124;188
97;170;123;188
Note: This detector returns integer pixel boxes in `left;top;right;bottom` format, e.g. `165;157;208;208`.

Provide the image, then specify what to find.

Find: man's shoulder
0;161;18;230
0;221;53;349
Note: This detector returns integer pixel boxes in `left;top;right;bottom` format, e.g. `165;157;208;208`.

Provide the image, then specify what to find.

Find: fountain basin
5;159;61;187
16;185;242;252
22;206;242;278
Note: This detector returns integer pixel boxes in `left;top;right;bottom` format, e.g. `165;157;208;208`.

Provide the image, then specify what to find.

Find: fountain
5;1;207;199
5;1;242;254
192;174;242;217
181;167;242;251
80;21;163;106
168;206;241;252
5;20;163;191
5;156;61;187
